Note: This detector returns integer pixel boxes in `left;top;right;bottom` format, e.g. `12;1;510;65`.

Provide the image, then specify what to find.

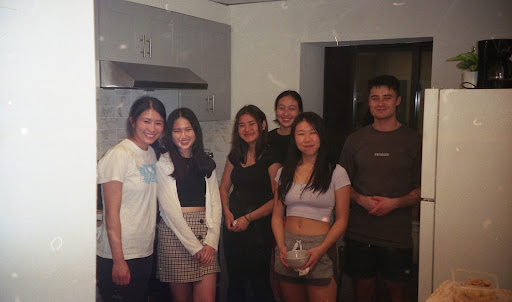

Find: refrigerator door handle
418;200;435;301
421;89;440;201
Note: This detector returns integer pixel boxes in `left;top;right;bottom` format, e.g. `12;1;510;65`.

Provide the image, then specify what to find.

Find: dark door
324;41;433;160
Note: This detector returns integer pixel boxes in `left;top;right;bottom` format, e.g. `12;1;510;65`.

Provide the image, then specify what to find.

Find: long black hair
229;105;268;165
162;108;215;181
278;112;335;202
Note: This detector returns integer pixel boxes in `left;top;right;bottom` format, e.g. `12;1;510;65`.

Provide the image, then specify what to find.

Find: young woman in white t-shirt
271;112;351;302
96;96;166;302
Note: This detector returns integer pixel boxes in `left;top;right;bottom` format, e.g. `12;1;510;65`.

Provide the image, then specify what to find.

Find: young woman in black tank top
219;105;280;302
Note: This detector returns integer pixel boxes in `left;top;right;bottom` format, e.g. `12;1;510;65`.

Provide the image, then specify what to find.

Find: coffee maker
477;39;512;88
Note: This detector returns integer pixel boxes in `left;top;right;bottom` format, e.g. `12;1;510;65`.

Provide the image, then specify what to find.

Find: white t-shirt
96;139;158;260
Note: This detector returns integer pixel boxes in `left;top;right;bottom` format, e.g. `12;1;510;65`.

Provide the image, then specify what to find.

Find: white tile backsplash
200;120;233;180
96;88;180;159
96;88;233;178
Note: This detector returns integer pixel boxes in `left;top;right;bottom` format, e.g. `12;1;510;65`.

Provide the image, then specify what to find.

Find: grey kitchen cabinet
96;0;231;121
97;0;179;66
179;16;231;121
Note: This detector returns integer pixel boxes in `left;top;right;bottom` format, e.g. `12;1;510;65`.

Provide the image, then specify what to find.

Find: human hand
193;249;203;261
112;260;130;286
357;194;379;212
278;245;291;269
232;215;249;232
301;246;325;271
368;196;398;216
224;210;235;230
198;245;215;266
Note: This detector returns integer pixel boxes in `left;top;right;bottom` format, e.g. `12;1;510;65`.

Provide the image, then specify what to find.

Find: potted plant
447;47;478;88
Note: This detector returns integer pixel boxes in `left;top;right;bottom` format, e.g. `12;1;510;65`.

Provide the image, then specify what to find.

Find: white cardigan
156;153;222;255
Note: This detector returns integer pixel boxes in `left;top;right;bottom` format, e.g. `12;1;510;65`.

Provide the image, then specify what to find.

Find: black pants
97;255;153;302
223;217;275;302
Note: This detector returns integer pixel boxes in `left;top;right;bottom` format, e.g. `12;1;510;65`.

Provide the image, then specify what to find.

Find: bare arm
303;185;351;269
102;181;130;286
219;160;235;230
271;193;290;269
394;187;421;208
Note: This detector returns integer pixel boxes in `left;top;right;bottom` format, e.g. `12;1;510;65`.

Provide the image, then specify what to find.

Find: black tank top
177;157;206;207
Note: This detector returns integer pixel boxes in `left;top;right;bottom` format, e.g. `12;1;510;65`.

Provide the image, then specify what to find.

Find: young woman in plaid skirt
156;108;222;302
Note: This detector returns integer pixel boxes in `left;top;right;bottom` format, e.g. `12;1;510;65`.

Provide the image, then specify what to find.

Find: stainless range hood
99;60;208;90
209;0;282;4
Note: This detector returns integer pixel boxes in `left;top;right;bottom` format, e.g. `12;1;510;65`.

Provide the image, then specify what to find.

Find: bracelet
243;215;251;223
222;203;229;207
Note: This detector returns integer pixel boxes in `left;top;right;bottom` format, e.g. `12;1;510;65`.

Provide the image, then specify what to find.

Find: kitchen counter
426;280;512;302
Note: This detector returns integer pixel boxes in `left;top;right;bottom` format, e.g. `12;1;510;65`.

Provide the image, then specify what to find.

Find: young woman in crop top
220;105;280;302
156;108;221;302
271;112;351;302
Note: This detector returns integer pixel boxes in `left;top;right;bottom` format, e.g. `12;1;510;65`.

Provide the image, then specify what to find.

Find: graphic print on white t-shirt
138;164;157;183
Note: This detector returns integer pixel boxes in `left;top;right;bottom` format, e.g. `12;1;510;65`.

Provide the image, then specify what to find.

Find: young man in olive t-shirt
339;75;421;302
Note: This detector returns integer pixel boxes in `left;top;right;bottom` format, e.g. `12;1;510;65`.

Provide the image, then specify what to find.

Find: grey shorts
274;230;339;286
157;212;220;283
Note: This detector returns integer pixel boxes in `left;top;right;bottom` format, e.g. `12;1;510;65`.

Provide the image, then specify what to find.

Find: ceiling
209;0;282;5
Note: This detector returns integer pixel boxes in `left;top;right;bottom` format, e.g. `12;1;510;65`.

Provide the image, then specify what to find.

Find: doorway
321;39;433;302
323;39;432;160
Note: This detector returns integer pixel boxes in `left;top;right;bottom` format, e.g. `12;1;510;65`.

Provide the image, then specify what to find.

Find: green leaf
447;49;478;71
447;54;465;61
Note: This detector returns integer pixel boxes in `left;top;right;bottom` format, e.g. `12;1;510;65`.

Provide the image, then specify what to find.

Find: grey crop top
275;164;351;222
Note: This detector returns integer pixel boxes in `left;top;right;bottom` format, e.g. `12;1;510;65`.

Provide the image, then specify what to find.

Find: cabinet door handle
211;94;215;114
205;96;210;112
140;34;146;57
148;36;152;58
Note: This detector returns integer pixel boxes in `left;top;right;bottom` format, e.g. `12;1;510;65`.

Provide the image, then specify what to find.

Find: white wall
127;0;512;125
128;0;230;24
300;43;325;115
228;0;512;121
0;0;96;301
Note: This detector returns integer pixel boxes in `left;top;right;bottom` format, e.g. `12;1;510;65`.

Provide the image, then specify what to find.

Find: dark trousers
97;255;153;302
223;218;275;302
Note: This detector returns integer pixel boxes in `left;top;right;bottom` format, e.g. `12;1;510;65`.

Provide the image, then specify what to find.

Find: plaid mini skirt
157;211;220;283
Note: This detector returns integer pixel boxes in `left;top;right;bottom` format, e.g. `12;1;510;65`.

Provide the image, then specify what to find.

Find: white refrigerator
418;88;512;301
